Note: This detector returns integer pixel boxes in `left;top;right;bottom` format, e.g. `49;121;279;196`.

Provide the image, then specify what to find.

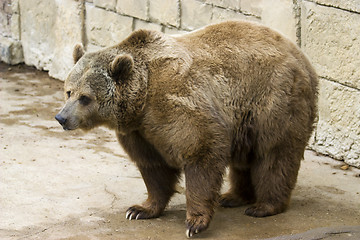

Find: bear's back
169;21;316;112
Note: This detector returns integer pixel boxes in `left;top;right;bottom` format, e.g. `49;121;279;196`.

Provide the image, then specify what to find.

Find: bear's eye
66;91;71;99
79;95;92;106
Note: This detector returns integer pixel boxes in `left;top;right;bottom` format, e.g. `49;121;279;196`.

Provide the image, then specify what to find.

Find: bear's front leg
184;159;226;238
118;132;181;220
125;162;181;220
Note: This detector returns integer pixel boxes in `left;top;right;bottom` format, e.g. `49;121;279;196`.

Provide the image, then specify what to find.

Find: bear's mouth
62;126;75;131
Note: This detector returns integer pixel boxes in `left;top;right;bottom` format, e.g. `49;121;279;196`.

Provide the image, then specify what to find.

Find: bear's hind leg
246;145;302;217
221;125;256;208
220;165;256;208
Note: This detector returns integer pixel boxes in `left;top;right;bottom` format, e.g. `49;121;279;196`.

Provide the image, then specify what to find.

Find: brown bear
55;20;318;238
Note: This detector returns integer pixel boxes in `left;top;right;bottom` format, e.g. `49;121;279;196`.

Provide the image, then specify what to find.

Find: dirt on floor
0;63;359;240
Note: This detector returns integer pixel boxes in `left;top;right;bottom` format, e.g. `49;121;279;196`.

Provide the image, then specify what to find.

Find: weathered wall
0;0;359;167
301;1;360;168
0;0;22;64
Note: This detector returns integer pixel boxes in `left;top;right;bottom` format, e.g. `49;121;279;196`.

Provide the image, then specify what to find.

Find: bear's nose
55;114;67;126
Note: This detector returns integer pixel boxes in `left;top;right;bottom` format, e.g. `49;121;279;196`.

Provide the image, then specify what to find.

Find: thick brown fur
55;21;318;238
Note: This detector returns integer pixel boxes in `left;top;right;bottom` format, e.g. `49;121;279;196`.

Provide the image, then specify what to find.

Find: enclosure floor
1;63;359;240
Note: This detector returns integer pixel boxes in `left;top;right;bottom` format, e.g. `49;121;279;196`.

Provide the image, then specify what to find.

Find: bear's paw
185;214;211;238
125;205;161;220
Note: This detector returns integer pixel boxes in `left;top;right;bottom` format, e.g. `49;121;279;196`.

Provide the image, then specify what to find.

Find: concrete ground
0;63;359;240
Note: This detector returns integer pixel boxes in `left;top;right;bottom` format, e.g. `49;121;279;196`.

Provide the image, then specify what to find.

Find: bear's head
55;40;148;133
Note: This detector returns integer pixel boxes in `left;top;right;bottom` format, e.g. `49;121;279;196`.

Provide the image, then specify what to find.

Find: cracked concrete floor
0;63;359;240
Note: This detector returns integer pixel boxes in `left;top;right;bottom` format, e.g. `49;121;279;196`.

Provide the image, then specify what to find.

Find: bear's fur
55;21;318;238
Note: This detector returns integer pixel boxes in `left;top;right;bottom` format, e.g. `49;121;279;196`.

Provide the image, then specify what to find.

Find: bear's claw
125;210;131;220
186;229;192;238
185;215;210;238
125;205;161;220
186;228;200;238
126;207;143;220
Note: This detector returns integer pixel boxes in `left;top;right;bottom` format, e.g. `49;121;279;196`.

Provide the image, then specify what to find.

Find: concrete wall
0;0;359;168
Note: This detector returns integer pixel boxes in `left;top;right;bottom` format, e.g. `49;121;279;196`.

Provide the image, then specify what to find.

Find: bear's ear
73;44;85;64
109;54;134;83
124;29;152;46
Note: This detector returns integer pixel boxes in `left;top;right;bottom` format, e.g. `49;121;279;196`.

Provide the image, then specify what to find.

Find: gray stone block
260;0;297;44
163;26;189;35
205;0;240;10
116;0;148;21
11;0;20;14
181;0;212;30
0;36;23;64
19;0;83;80
0;0;12;38
301;1;360;89
313;78;360;167
240;0;262;16
94;0;117;11
10;13;20;40
149;0;179;27
86;4;133;47
134;19;162;32
309;0;360;13
211;7;257;24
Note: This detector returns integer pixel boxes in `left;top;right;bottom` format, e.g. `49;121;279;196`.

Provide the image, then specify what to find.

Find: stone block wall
0;0;359;167
301;1;360;167
0;0;23;64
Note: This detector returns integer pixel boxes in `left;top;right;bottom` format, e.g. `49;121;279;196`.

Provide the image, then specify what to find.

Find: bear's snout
55;114;67;127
